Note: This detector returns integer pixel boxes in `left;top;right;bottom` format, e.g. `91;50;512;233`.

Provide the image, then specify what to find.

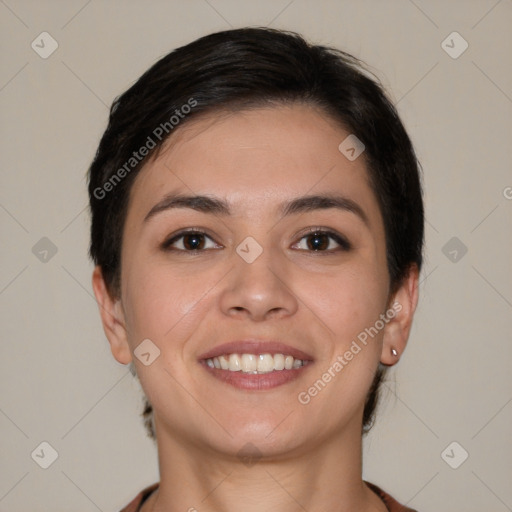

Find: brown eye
306;232;330;250
162;230;220;251
181;233;206;250
294;229;351;252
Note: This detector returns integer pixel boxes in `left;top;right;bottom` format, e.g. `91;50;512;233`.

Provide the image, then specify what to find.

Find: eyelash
161;227;351;254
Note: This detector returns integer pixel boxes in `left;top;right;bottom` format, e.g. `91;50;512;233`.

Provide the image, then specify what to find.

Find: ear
91;266;132;365
380;264;419;366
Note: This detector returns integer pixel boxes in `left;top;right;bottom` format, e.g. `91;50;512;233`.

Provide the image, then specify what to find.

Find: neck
144;417;387;512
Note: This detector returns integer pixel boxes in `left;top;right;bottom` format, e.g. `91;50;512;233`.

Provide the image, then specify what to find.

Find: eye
292;229;351;252
161;229;221;252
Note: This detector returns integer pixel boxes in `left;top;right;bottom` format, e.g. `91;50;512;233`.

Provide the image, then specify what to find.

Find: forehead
126;104;381;225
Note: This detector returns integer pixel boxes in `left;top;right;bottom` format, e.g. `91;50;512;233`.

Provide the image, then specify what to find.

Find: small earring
391;348;398;357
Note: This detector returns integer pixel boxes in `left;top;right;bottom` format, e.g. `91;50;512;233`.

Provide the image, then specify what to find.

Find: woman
88;27;423;512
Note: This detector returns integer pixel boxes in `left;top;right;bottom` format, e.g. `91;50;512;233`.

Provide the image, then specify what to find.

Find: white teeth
292;358;303;369
241;354;257;372
228;353;242;371
257;354;274;372
204;353;309;373
273;353;285;370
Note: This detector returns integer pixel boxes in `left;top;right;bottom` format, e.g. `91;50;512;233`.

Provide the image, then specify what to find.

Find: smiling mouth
200;352;313;390
203;353;311;374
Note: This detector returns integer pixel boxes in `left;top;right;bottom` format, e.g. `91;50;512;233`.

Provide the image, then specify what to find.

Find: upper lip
198;340;314;361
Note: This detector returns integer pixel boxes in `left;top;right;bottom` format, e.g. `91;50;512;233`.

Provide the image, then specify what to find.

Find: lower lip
200;362;313;390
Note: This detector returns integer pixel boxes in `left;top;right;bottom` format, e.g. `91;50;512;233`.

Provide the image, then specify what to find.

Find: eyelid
161;227;221;251
293;227;352;251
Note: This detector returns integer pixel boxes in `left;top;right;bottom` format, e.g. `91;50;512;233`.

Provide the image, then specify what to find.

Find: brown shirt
119;481;418;511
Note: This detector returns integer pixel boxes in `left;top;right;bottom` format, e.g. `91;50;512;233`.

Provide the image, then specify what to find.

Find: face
98;104;404;459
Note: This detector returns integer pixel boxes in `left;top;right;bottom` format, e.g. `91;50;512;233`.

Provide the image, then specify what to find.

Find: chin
214;416;308;460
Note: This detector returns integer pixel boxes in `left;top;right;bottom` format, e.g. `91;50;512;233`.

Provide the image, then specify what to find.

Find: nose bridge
219;234;298;320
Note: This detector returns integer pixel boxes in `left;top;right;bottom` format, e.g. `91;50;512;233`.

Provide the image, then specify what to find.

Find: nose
219;242;299;322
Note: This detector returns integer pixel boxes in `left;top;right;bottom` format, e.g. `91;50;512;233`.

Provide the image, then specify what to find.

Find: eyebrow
144;192;369;226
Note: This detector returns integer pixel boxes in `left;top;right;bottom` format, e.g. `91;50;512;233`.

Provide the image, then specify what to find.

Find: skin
92;104;419;512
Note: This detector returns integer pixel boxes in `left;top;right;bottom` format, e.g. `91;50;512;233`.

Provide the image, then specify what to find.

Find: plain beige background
1;1;511;511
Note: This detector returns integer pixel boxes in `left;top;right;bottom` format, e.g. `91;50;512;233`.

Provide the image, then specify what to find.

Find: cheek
305;261;388;348
298;266;387;412
121;263;209;402
121;256;221;353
